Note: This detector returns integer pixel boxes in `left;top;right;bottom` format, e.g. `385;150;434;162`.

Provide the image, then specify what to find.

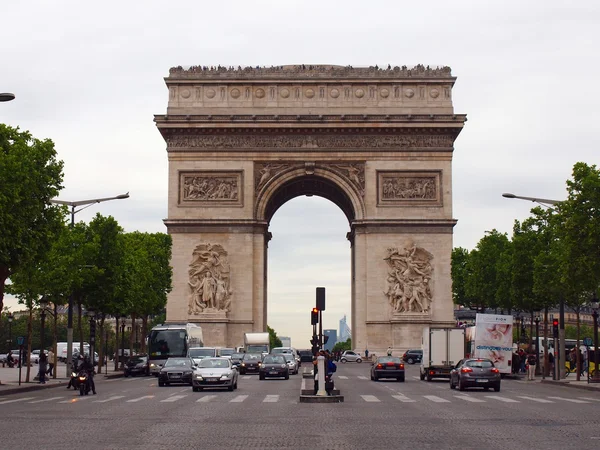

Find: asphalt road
0;362;599;449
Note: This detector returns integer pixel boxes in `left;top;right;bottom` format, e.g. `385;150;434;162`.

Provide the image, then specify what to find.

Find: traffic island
301;388;340;395
302;372;313;379
299;394;344;403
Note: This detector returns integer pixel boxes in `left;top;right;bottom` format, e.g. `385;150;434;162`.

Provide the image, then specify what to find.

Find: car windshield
231;353;244;359
466;360;494;368
149;329;187;358
188;348;216;357
378;357;402;364
263;355;285;364
129;356;147;363
243;354;261;361
199;359;230;369
283;354;295;362
272;348;291;354
218;349;234;356
164;358;191;368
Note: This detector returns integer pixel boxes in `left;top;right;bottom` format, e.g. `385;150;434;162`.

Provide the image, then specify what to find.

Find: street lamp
0;93;15;102
7;313;13;348
50;192;129;377
502;191;567;378
86;308;96;369
39;297;48;354
591;294;599;383
534;316;541;375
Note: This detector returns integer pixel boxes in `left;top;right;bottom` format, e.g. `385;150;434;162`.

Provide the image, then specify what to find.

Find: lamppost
39;297;48;354
0;93;15;102
51;192;129;377
7;313;13;348
502;192;566;378
534;316;541;375
120;315;126;370
591;294;599;383
86;308;96;368
515;314;521;345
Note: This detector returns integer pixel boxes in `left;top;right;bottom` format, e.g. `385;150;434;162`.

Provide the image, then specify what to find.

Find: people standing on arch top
387;347;393;357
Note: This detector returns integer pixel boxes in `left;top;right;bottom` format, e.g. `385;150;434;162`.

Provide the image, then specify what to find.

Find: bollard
316;356;327;396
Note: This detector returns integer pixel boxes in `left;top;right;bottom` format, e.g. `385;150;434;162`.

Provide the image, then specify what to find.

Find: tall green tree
267;325;282;349
0;124;64;316
451;247;476;308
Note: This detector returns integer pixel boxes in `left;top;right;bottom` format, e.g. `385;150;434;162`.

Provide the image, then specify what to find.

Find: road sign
583;337;593;346
16;336;24;346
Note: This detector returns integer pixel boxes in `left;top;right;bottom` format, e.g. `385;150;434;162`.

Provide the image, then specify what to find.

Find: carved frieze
254;163;300;192
324;162;365;197
383;242;434;315
188;243;233;315
167;134;455;150
377;171;442;207
179;171;242;207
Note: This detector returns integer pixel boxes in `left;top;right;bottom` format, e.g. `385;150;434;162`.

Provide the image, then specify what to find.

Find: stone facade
156;64;466;353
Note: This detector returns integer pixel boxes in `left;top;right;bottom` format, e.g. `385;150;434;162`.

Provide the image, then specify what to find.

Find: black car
371;356;405;382
239;353;262;374
450;358;501;392
259;354;289;380
299;350;314;363
230;352;245;368
158;357;195;386
124;355;149;377
402;349;423;364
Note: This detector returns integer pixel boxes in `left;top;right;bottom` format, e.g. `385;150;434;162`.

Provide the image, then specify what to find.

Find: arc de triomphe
156;65;466;352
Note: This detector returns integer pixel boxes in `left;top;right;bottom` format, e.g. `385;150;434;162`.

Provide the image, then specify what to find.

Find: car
230;352;245;368
124;355;149;377
32;349;48;364
217;348;235;359
450;358;501;392
299;350;314;363
371;356;405;381
239;353;262;374
259;354;289;380
187;347;218;365
402;349;423;364
271;347;301;367
192;357;238;392
340;351;363;363
282;353;299;375
158;357;195;386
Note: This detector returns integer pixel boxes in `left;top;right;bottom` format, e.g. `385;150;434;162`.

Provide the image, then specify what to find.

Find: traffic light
311;308;319;325
552;319;559;338
316;287;326;311
310;336;319;346
323;335;329;345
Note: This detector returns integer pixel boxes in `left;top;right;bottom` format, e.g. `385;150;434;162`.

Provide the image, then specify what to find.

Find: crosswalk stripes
59;397;92;404
547;396;590;404
392;395;415;403
485;396;519;403
263;395;279;403
230;395;248;403
161;395;187;403
357;376;368;380
517;396;554;403
0;397;35;404
126;395;154;403
361;395;380;402
29;396;64;404
423;395;450;403
93;395;125;403
197;395;217;403
454;395;485;403
337;376;349;379
578;397;600;402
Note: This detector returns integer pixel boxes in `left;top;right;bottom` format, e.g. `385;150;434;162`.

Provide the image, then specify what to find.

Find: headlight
195;374;203;380
241;363;246;367
150;363;156;368
71;372;77;377
281;364;287;368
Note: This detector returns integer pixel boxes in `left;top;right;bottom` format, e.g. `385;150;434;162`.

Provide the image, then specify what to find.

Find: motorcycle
78;370;90;396
6;358;16;368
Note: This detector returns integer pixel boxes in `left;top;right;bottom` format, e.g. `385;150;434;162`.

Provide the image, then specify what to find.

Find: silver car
192;357;238;392
340;351;363;363
282;353;299;374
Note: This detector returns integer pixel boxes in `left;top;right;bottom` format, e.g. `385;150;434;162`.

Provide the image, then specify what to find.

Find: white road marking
161;395;187;402
126;395;155;403
242;376;252;380
28;396;64;404
357;376;368;380
361;395;380;402
59;396;92;404
338;376;348;379
301;379;306;390
485;396;520;403
93;395;125;403
578;397;600;402
423;395;450;403
196;395;217;403
263;395;279;403
0;397;35;404
547;396;590;404
392;395;416;403
518;396;554;403
454;395;485;403
230;395;248;403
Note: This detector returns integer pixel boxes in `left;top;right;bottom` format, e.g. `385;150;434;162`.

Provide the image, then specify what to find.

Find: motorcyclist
6;351;15;368
81;355;96;395
67;355;84;389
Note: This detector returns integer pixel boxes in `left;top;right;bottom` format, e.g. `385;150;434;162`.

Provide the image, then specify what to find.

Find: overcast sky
2;1;599;348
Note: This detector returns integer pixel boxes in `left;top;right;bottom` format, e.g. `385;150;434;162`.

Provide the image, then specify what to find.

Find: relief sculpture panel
179;171;242;207
384;242;434;315
377;171;441;207
188;243;233;314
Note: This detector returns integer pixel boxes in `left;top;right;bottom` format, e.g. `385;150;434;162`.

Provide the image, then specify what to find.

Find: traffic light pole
318;311;323;351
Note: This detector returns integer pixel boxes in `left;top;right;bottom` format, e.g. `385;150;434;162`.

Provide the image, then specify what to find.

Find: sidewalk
0;363;124;396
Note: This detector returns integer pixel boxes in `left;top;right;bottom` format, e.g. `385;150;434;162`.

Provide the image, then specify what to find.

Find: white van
56;342;90;363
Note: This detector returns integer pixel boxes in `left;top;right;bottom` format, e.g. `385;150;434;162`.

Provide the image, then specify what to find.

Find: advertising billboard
472;314;513;374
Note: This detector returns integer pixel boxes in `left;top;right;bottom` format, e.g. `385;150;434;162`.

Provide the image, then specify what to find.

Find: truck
420;327;465;381
467;313;513;375
148;323;203;376
243;332;270;355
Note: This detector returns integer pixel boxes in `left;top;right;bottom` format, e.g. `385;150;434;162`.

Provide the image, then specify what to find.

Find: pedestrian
365;349;369;359
387;347;393;357
38;352;48;384
46;348;55;377
518;349;526;373
548;351;555;375
526;352;537;381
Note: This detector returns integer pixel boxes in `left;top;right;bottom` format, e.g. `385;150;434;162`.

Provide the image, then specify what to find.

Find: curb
540;379;600;392
0;381;67;396
299;394;344;403
104;372;125;379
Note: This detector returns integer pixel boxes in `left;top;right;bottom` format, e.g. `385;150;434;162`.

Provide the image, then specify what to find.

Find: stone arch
255;166;365;223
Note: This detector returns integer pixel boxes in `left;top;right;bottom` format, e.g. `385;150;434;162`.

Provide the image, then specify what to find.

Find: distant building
279;336;291;347
339;315;351;342
324;329;337;351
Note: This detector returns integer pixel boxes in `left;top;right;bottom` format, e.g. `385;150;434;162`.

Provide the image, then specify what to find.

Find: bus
148;323;203;376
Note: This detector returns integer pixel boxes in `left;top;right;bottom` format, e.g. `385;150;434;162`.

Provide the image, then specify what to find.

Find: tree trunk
98;315;105;374
576;312;581;381
53;303;58;379
114;316;119;371
529;311;534;352
141;315;148;354
26;306;32;382
128;313;135;356
77;300;83;353
543;307;549;377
